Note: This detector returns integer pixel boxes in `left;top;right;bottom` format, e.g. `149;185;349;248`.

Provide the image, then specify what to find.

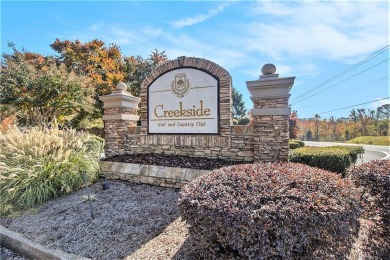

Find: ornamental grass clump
179;162;360;259
347;160;390;259
0;127;103;215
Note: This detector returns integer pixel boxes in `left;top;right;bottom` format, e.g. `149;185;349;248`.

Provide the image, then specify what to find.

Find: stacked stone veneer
103;109;137;155
251;98;290;162
120;124;254;161
247;64;295;162
99;83;141;156
100;61;294;167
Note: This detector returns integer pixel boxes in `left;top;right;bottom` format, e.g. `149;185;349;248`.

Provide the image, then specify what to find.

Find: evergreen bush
292;139;305;147
289;146;363;174
179;162;360;259
289;141;300;149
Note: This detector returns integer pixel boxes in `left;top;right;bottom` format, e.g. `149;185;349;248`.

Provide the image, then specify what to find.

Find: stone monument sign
148;68;219;134
99;57;295;166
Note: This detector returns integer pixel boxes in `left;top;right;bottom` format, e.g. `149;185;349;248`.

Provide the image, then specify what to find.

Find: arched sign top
140;57;232;136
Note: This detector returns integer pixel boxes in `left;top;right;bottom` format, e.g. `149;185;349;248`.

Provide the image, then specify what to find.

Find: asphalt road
304;141;390;164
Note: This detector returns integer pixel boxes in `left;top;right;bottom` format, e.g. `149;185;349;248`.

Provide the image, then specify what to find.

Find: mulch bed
0;180;379;259
0;247;26;260
0;181;191;260
102;153;247;170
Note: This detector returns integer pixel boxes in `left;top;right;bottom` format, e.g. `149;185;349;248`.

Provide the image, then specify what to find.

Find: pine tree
232;87;247;120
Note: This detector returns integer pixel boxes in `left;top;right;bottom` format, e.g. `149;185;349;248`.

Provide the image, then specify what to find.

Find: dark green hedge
289;141;300;149
291;139;305;147
289;146;364;174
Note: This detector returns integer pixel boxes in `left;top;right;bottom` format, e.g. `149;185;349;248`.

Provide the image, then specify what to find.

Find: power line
291;45;390;102
292;58;390;105
317;97;390;115
296;76;389;109
292;45;389;101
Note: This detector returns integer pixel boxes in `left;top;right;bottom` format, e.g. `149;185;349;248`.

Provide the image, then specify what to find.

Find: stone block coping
100;161;210;188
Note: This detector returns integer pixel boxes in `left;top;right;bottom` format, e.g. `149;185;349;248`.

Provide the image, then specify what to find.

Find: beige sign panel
148;68;218;134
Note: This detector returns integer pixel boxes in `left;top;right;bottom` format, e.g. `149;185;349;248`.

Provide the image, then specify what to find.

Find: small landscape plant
290;139;305;147
289;145;364;174
179;162;360;259
0;126;103;215
289;141;300;149
347;160;390;259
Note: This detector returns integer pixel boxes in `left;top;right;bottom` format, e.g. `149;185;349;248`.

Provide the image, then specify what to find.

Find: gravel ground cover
103;154;246;170
0;180;190;260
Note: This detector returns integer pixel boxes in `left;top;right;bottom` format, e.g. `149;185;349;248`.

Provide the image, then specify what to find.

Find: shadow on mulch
173;236;207;260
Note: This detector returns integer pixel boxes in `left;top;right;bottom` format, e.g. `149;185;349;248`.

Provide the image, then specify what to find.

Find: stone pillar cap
262;64;276;75
260;63;279;79
246;63;295;98
116;82;127;91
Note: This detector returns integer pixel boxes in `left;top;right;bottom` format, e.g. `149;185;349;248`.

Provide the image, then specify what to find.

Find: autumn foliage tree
289;111;299;139
377;104;390;136
297;105;389;141
49;39;126;126
50;40;167;122
0;44;92;126
1;39;178;129
51;39;124;96
123;49;167;96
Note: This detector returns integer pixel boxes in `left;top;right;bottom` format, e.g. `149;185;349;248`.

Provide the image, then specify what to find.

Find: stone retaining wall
119;124;254;161
101;161;209;188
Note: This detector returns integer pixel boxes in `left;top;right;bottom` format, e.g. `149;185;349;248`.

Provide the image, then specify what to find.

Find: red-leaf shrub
178;162;360;259
347;160;390;259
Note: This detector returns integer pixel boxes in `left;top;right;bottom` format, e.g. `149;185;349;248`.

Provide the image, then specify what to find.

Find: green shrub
347;160;390;259
0;127;103;215
179;163;360;259
237;117;250;125
344;145;364;164
292;139;305;147
289;146;364;174
289;141;300;149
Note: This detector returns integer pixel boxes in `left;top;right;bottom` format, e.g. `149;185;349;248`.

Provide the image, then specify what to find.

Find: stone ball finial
261;64;276;75
116;82;127;91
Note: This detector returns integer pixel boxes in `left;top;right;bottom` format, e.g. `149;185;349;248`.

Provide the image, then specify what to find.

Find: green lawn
347;136;390;146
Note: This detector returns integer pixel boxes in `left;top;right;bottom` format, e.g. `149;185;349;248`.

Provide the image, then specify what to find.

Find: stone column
99;83;141;157
246;64;295;162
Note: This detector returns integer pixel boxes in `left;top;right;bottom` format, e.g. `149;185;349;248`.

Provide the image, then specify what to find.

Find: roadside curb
0;225;89;260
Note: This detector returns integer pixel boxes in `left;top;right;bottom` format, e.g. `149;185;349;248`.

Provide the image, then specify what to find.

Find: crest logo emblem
171;73;190;98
